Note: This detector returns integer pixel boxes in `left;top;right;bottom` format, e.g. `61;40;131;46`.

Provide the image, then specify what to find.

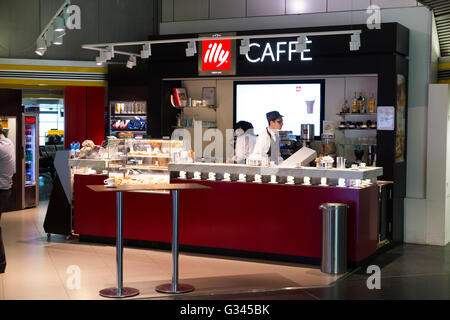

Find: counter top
168;162;383;180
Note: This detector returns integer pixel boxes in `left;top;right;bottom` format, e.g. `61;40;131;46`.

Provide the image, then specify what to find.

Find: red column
87;87;106;146
64;86;105;149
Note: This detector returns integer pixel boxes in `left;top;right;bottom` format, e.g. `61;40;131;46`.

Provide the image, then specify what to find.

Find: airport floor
0;175;448;300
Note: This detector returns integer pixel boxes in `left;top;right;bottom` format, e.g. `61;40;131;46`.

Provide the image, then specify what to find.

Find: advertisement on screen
234;80;324;137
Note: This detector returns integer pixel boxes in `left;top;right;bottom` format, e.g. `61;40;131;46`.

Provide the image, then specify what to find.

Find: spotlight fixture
53;16;65;32
44;28;54;46
140;43;151;59
349;33;361;51
96;51;108;65
106;45;115;60
295;35;308;53
185;41;197;57
239;38;250;55
53;31;64;45
35;38;47;56
126;56;137;69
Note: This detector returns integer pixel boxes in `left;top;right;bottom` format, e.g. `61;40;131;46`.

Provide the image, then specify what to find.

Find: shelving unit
109;100;147;137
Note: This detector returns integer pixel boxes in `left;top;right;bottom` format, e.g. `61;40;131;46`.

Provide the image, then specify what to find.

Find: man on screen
250;111;284;165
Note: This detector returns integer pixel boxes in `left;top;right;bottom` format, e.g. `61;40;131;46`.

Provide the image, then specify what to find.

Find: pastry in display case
106;138;189;185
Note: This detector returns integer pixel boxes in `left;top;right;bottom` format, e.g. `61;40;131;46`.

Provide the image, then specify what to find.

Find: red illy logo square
202;40;231;71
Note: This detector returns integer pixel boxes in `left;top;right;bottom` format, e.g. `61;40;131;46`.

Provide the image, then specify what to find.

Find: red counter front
74;174;378;264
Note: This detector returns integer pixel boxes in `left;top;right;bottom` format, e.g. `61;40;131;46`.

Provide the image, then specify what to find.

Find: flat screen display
234;80;325;137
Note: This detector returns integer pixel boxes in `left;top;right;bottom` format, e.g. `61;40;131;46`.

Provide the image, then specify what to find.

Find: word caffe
245;40;313;63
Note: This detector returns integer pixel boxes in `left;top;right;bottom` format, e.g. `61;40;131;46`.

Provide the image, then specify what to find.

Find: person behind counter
250;111;284;165
233;121;257;164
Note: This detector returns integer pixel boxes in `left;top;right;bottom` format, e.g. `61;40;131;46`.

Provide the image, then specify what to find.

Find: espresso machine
279;131;301;159
300;124;315;148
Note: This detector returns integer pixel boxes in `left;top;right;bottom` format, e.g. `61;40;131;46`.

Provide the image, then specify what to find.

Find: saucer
336;185;347;188
252;181;262;183
222;179;231;182
302;183;312;186
285;182;295;185
318;184;328;187
207;178;216;181
268;181;278;184
105;185;117;188
192;177;202;180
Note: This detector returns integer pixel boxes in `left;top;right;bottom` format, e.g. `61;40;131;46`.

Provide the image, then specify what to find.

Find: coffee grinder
300;124;315;148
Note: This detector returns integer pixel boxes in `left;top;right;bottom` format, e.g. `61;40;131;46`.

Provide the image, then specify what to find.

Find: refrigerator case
23;114;39;208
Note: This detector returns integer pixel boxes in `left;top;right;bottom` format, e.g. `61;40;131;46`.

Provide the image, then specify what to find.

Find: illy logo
202;40;231;71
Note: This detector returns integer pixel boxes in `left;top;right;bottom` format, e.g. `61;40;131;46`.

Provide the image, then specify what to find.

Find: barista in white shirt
250;111;284;165
233;121;257;164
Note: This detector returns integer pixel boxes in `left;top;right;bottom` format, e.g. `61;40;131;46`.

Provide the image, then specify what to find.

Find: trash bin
319;203;348;274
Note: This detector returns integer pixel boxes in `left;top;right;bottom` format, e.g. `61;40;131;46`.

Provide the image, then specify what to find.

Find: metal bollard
319;203;348;274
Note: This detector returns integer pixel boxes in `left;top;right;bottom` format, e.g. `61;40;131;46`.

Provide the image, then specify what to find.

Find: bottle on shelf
342;100;350;114
368;93;377;113
351;92;359;113
358;92;366;113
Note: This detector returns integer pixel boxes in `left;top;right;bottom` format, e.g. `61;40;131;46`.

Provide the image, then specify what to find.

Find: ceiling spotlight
141;43;151;59
126;56;137;69
35;38;47;56
44;28;54;46
54;16;65;32
295;35;308;53
349;33;361;51
239;38;250;55
96;51;108;65
185;41;197;57
53;33;64;45
106;45;115;60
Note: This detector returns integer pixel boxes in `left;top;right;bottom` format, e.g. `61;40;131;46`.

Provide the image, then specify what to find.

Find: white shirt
0;135;15;190
234;129;257;164
250;128;283;164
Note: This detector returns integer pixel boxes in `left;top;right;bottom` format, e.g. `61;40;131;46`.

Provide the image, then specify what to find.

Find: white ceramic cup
287;176;294;183
359;162;366;168
179;171;187;179
304;176;311;185
194;171;201;179
104;178;115;186
271;175;277;183
338;178;346;187
208;172;216;180
355;179;362;187
224;173;231;181
239;174;246;181
321;177;327;185
255;174;262;181
351;164;358;169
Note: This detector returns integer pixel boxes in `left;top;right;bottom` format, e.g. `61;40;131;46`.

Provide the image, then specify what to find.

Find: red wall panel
64;87;86;149
64;86;105;149
87;87;105;146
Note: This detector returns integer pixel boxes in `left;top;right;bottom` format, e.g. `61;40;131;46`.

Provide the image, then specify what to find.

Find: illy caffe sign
198;33;236;76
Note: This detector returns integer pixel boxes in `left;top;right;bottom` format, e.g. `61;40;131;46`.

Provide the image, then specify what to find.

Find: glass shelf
337;128;377;131
338;113;377;116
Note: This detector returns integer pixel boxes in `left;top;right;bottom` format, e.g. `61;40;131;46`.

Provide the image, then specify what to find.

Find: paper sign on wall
377;107;395;131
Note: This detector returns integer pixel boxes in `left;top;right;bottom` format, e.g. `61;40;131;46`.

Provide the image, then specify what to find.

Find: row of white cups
177;171;372;188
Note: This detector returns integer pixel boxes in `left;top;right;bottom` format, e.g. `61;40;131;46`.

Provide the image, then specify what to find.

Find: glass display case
106;138;186;185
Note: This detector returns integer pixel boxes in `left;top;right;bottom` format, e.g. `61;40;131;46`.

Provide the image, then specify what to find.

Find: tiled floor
0;201;342;300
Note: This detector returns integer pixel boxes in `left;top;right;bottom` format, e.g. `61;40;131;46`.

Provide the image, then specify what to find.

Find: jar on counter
321;134;336;155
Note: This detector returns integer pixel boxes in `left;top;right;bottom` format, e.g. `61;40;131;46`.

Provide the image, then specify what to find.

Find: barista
234;121;257;164
250;111;284;164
